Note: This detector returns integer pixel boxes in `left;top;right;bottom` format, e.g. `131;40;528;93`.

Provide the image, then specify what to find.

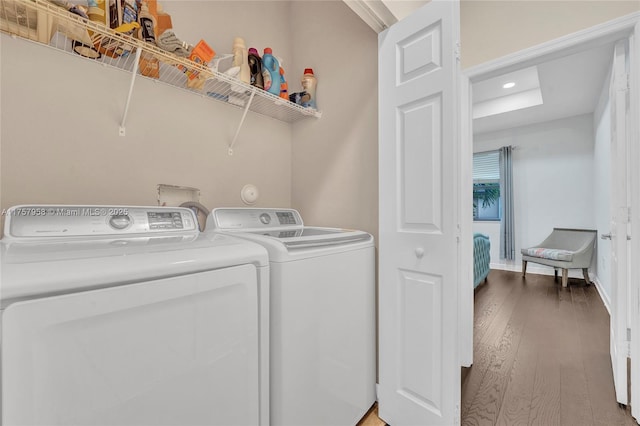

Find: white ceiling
473;66;543;119
472;42;615;135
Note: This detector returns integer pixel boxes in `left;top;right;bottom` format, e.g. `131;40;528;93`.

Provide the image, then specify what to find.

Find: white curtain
499;146;515;260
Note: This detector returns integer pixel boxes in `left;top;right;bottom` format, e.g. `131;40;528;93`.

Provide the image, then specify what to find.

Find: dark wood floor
462;269;637;426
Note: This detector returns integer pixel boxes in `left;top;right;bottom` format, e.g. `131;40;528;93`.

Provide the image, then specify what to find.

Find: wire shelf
0;0;321;125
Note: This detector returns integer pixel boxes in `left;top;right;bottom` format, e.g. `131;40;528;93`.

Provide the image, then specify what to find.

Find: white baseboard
591;275;611;315
489;263;612;314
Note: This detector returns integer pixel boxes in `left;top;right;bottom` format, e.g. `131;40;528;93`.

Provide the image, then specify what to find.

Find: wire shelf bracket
119;47;143;137
228;90;256;156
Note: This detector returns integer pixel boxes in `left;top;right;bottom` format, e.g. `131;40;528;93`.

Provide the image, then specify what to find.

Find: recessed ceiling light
503;82;516;89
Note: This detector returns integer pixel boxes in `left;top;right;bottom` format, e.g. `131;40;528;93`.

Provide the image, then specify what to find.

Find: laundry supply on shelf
48;0;88;18
137;0;159;78
121;0;137;25
137;0;156;44
279;66;288;100
87;0;107;26
232;37;251;85
156;30;191;57
262;47;281;96
184;39;215;82
300;68;317;109
248;47;264;89
289;91;310;105
155;6;172;36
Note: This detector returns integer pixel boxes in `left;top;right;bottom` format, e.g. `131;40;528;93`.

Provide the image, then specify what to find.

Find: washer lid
1;232;268;307
247;227;372;249
1;206;269;307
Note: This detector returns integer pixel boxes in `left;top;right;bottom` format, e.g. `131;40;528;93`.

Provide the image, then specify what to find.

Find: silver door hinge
455;42;461;62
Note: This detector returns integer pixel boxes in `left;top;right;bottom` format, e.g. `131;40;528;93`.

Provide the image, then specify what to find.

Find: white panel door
609;39;630;406
378;1;461;424
2;265;261;426
630;20;640;423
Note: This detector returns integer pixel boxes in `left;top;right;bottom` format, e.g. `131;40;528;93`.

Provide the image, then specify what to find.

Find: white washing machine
207;208;376;426
1;205;269;426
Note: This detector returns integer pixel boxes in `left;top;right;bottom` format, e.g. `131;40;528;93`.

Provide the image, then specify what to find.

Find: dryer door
2;265;260;426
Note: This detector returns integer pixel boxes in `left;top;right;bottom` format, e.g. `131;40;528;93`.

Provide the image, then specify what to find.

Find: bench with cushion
521;228;597;288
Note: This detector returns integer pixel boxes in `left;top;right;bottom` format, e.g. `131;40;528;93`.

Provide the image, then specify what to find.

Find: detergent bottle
301;68;317;109
137;1;156;43
247;48;264;89
262;48;282;96
232;37;251;85
137;1;159;78
279;67;288;100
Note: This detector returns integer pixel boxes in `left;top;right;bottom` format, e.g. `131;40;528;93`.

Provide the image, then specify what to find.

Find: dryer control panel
3;205;198;239
210;208;303;231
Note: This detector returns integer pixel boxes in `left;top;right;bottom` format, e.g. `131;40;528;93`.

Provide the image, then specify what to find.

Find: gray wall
1;1;293;221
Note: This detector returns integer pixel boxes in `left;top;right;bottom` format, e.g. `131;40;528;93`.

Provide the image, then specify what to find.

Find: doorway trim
464;12;640;81
460;10;639;420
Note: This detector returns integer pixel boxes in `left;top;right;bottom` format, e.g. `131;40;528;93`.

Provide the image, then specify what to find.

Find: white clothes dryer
1;205;269;426
207;208;376;426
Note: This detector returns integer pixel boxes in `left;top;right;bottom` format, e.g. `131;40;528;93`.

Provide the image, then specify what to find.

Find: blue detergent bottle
262;47;282;96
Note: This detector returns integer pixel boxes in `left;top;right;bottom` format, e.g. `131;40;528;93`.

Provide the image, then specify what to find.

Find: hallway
462;270;636;425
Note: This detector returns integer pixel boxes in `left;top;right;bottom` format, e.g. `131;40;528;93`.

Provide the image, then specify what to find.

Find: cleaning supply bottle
262;48;282;96
232;37;250;85
279;67;288;100
137;0;156;44
137;0;159;78
301;68;317;109
247;47;264;89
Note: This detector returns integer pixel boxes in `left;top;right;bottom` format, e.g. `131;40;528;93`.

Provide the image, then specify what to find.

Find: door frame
629;19;640;421
460;12;640;419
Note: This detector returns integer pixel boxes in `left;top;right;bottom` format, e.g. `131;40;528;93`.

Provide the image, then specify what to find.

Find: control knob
109;214;131;230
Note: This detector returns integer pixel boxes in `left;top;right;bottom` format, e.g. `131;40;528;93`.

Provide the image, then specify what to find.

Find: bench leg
562;268;569;288
554;268;558;282
522;260;527;277
582;268;591;286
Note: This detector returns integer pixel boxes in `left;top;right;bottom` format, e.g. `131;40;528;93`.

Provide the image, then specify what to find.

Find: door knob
601;233;612;240
415;247;425;258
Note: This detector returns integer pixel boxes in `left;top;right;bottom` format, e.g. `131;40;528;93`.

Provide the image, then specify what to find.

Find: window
473;150;501;221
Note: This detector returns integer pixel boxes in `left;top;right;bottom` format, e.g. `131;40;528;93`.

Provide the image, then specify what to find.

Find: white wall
290;1;379;241
593;71;613;303
460;1;640;68
473;114;596;275
1;1;293;223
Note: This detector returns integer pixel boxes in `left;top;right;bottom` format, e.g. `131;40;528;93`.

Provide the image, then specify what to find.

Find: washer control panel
3;205;198;239
211;208;303;231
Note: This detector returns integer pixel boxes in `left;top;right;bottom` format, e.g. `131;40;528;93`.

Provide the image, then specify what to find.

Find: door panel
378;1;461;424
400;96;442;230
398;270;443;416
609;39;629;406
630;21;640;423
